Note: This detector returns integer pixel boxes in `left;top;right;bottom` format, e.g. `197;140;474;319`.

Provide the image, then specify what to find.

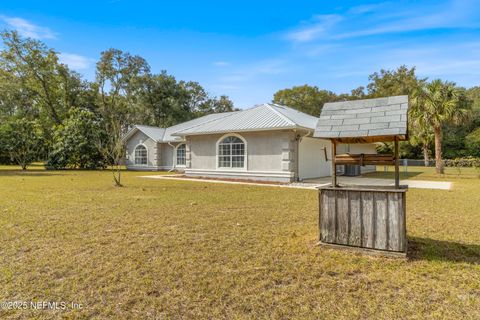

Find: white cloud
286;14;343;42
347;3;387;15
1;16;57;39
219;59;289;83
210;84;240;90
286;0;480;43
213;61;230;67
383;41;480;77
333;10;476;40
59;53;92;70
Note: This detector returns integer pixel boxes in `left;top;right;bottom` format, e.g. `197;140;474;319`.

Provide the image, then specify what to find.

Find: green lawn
367;165;480;180
0;166;479;319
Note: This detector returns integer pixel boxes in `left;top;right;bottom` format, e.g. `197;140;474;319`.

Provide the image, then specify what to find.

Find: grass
368;165;480;180
0;165;479;319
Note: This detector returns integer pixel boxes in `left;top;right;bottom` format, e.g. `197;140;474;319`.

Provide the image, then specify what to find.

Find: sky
1;0;480;108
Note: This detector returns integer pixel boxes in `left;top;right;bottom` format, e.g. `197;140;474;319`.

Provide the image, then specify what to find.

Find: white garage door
298;137;331;180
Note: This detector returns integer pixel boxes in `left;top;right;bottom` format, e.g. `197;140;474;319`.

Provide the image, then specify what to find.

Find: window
218;136;245;168
176;144;186;166
134;145;147;165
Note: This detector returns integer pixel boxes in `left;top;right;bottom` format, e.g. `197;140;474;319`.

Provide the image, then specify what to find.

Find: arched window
176;144;186;166
134;145;147;165
218;135;245;168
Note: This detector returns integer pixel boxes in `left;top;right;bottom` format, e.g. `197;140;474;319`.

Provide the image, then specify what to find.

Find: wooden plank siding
319;187;407;253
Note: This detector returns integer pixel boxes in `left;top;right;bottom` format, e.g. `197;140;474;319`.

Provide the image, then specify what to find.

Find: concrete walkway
140;175;452;190
301;176;452;190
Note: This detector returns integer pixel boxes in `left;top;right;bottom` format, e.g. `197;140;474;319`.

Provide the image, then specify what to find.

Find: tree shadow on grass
0;170;65;177
0;168;132;177
408;236;480;264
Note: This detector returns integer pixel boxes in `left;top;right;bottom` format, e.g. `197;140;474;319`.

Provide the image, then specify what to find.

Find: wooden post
394;136;399;189
331;140;337;187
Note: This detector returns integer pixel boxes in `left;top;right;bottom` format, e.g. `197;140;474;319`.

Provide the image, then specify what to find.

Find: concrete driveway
140;174;452;190
298;176;452;190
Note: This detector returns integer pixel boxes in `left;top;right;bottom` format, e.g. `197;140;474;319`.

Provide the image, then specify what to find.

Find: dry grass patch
0;166;479;319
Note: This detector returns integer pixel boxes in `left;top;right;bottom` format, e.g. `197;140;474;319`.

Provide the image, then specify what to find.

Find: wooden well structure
314;96;409;257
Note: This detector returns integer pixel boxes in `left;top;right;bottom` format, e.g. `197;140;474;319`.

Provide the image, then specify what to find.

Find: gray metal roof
162;112;236;142
172;103;318;136
133;125;166;141
125;103;318;142
314;95;409;141
124;113;235;143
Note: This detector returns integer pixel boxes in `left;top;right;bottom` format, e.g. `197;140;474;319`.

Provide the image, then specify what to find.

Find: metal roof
314;95;409;142
131;125;166;142
125;103;318;142
162;112;236;142
124;112;235;143
172;103;318;136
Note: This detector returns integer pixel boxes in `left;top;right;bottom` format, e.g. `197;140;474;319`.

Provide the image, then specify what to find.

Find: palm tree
411;80;470;174
409;123;434;167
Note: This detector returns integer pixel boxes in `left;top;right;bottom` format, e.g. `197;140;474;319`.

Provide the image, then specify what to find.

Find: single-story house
123;103;377;182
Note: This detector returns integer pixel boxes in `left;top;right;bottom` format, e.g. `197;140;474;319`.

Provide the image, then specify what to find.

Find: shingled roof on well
314;95;408;139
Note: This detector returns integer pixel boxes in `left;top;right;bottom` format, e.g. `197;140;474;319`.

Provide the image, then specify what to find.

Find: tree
96;48;150;186
411;80;471;174
47;108;106;169
211;95;235;113
466;128;480;157
1;118;43;170
367;65;426;97
0;33;238;170
180;82;235;115
0;68;37;120
349;86;367;99
135;75;236;127
181;81;211;115
97;117;125;187
96;48;150;122
0;31;83;126
409;124;434;166
135;72;191;127
272;85;338;116
466;86;480;112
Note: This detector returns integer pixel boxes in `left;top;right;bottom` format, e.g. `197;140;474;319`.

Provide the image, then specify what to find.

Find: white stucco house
123;103;376;182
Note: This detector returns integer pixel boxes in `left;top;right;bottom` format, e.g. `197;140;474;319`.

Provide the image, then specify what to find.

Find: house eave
172;126;314;137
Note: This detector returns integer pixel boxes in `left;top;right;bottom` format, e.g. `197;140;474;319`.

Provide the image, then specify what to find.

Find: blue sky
1;0;480;108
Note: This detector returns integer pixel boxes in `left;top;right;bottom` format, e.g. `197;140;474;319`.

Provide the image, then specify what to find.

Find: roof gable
123;125;166;142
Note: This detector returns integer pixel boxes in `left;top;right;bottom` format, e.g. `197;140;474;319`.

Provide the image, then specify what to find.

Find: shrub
46;108;107;169
465;128;480;157
444;156;480;168
0;118;43;169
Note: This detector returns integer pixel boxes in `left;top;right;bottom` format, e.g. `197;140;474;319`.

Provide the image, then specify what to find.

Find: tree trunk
422;144;430;167
434;126;444;174
113;166;122;187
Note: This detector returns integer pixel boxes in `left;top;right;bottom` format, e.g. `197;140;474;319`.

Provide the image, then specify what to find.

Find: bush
0;118;43;169
444;156;480;168
46;108;107;169
465;127;480;157
0;129;14;164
